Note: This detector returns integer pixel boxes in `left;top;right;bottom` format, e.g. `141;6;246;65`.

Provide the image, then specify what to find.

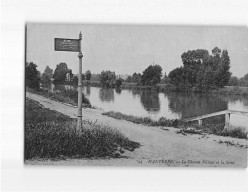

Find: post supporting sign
54;32;83;131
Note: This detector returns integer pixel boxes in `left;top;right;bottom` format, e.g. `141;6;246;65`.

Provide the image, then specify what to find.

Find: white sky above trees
26;23;248;77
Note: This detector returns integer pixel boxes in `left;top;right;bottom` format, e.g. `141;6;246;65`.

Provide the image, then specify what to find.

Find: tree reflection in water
86;86;91;96
99;88;115;102
140;90;160;113
115;88;122;94
166;92;228;119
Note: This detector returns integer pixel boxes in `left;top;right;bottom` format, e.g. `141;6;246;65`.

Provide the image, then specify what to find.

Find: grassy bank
103;111;247;139
25;98;140;160
102;111;184;128
27;87;92;108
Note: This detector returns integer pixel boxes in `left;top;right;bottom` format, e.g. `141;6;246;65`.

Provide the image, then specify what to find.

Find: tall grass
27;87;91;108
25;99;140;160
102;111;184;128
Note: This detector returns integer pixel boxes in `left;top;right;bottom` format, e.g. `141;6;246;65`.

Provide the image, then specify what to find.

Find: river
44;83;248;130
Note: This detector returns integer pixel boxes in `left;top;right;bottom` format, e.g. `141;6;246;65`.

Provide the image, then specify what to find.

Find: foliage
115;79;123;88
169;47;231;92
72;75;78;85
125;76;132;82
25;62;40;89
41;66;53;83
141;64;162;86
99;70;116;87
131;72;142;83
239;74;248;87
203;124;247;139
82;73;85;81
228;76;239;86
85;70;92;81
91;73;101;81
25;98;140;160
53;63;68;84
161;72;170;84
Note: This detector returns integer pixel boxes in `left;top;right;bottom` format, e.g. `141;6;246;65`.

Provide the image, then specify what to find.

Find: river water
44;84;248;130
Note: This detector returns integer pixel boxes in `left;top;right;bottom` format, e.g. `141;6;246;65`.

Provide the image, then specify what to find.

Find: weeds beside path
26;92;247;167
25;98;140;160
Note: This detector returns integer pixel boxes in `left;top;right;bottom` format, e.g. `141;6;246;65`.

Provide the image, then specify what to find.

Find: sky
26;23;248;77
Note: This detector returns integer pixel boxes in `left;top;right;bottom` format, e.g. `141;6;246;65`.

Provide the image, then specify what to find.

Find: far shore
79;80;248;96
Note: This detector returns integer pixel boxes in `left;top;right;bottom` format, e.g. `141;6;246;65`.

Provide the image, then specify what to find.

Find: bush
25;99;140;160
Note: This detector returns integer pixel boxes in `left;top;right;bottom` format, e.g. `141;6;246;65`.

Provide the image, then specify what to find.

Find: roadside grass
102;111;184;128
103;111;247;139
26;87;92;108
25;98;140;160
203;124;247;139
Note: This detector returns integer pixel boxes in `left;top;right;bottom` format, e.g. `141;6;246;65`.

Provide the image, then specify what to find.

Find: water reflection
131;90;141;98
166;92;228;118
41;84;248;130
140;91;160;113
86;86;91;95
54;84;76;91
99;88;115;102
115;88;122;94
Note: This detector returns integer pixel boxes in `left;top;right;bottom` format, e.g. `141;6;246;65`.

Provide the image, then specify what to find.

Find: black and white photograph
2;0;248;192
25;23;248;167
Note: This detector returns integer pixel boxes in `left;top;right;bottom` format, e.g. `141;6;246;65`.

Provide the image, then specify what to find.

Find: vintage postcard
25;23;248;167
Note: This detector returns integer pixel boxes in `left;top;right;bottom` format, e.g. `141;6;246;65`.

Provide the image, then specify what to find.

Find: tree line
26;46;247;92
25;62;92;89
228;74;248;87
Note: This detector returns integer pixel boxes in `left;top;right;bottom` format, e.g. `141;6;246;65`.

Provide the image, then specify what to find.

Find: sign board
54;38;80;52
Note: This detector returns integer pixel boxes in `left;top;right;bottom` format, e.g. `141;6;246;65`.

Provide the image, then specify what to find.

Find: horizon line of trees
25;46;248;91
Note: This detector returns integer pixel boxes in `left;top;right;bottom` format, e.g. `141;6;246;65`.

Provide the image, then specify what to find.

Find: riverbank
26;87;92;108
25;92;247;167
103;111;248;139
25;98;140;160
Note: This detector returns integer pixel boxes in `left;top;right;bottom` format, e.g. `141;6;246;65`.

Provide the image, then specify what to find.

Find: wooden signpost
55;32;83;131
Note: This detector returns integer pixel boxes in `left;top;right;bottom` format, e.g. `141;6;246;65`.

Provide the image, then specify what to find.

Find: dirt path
25;92;247;167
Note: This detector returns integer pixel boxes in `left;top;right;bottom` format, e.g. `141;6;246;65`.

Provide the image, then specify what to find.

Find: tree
99;70;116;87
115;78;122;88
25;62;40;89
214;50;231;88
41;66;53;83
131;72;142;83
85;70;92;81
228;76;239;86
141;64;162;86
161;72;170;84
72;75;78;85
53;63;68;84
168;67;184;88
169;47;231;91
125;76;132;82
239;73;248;87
